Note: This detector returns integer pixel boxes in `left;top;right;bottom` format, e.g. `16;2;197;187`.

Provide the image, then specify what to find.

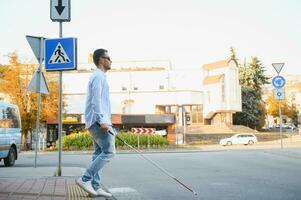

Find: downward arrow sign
50;0;70;22
55;0;65;15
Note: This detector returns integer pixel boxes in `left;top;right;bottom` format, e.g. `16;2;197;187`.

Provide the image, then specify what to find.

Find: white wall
225;64;242;111
202;60;242;118
63;72;90;94
62;70;203;115
203;83;221;117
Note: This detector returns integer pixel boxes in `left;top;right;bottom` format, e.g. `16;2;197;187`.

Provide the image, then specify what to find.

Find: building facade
202;59;242;125
61;57;241;141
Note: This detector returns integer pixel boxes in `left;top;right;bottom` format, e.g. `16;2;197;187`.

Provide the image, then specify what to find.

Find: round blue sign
272;75;286;89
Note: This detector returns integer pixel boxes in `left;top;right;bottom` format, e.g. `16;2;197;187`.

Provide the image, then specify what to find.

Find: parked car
285;124;297;131
0;101;21;167
219;133;258;146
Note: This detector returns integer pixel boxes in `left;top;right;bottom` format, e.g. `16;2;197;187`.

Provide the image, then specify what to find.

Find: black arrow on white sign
55;0;65;15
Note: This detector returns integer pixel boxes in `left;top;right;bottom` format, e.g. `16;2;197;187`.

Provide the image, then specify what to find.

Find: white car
219;133;258;146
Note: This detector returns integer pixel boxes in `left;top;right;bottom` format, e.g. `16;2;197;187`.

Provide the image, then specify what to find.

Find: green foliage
116;132;169;149
61;131;169;150
62;131;93;150
233;57;270;130
239;57;270;94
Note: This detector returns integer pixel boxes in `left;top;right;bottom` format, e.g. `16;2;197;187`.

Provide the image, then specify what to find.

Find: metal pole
183;109;186;145
279;100;283;149
147;132;150;149
34;38;43;168
57;21;63;176
137;134;140;151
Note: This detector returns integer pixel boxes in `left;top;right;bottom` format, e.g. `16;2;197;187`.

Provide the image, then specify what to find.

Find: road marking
109;187;137;193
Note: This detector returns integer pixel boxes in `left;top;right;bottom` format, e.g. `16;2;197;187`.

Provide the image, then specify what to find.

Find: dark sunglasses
101;56;111;61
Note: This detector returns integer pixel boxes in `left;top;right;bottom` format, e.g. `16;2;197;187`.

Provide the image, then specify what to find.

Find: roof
203;59;232;70
203;74;224;85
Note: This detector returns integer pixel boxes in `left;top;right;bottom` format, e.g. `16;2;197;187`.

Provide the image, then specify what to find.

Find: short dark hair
93;49;108;66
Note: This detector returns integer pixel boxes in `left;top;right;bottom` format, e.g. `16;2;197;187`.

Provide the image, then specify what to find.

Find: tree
266;95;299;125
239;57;270;93
233;56;270;130
0;52;64;147
0;65;5;79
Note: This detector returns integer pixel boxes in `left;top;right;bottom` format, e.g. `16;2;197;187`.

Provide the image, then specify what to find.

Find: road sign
45;37;77;71
274;88;285;100
27;69;50;95
272;63;284;74
50;0;70;22
131;128;156;134
26;36;46;62
272;75;286;89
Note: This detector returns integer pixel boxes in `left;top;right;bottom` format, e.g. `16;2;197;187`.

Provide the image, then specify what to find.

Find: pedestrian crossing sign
45;37;77;71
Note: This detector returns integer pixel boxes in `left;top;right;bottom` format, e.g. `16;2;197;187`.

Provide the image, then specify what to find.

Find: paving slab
0;177;114;200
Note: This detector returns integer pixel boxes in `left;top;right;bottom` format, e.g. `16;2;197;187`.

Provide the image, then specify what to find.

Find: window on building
170;106;178;114
191;105;203;124
159;85;165;89
133;87;138;90
156;105;177;114
122;86;127;91
156;106;167;114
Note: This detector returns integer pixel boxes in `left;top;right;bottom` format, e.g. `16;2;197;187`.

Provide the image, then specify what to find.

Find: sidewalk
0;167;113;200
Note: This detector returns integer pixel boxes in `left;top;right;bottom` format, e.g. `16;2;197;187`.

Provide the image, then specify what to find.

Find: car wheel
248;140;254;145
226;141;232;146
4;147;16;167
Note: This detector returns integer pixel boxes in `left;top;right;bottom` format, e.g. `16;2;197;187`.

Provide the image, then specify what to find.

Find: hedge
60;131;169;150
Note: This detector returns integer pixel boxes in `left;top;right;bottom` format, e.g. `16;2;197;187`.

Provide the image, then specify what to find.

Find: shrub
61;131;169;150
114;132;169;149
62;131;93;150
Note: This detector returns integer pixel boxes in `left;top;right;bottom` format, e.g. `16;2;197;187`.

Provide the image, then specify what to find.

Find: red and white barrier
131;128;156;134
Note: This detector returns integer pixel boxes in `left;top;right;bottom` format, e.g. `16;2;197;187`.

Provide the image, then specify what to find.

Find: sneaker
76;178;97;196
95;188;112;197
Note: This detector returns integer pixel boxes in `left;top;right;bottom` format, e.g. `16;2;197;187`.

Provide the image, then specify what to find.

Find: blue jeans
82;123;115;190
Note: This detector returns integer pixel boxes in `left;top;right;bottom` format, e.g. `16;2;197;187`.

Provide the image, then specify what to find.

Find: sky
0;0;301;75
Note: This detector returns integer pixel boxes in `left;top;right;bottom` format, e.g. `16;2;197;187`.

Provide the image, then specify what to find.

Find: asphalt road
1;149;301;200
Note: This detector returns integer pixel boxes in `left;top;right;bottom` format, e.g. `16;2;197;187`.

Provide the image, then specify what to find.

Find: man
76;49;115;197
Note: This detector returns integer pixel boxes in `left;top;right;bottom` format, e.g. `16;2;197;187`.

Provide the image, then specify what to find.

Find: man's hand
100;123;109;132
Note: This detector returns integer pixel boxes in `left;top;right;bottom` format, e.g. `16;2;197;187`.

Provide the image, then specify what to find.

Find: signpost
49;0;75;176
26;36;49;168
272;63;285;149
